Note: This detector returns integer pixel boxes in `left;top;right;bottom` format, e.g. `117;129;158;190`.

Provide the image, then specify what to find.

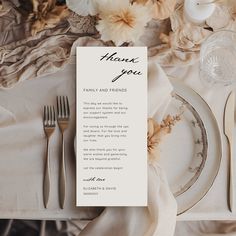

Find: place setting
1;0;236;235
157;25;236;216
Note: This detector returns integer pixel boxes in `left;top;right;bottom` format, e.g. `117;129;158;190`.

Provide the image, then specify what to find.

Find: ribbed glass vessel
200;30;236;86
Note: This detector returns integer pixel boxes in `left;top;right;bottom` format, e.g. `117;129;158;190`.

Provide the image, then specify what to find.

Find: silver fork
57;96;70;209
43;105;56;208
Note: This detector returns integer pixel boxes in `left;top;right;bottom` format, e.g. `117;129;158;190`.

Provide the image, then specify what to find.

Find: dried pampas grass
147;115;180;163
28;0;70;36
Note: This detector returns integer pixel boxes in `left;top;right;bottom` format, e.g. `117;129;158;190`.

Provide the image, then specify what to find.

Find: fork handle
59;133;66;209
43;139;50;208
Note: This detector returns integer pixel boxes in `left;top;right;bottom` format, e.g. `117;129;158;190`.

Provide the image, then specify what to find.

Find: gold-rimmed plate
157;79;222;215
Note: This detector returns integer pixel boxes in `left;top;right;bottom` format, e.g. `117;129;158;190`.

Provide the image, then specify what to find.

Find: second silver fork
57;96;70;209
43;105;56;208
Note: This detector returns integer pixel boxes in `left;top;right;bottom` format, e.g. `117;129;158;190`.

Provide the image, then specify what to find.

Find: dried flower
29;0;70;36
134;0;176;20
96;0;152;45
147;115;180;163
66;0;100;16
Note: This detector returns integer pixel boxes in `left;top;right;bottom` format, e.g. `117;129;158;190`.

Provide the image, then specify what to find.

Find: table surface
0;56;235;221
0;58;103;220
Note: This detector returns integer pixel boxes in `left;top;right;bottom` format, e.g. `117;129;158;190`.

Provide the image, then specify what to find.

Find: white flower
66;0;99;16
96;0;152;45
134;0;176;20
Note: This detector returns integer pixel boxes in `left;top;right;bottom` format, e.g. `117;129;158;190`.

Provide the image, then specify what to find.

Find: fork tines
56;96;70;209
43;105;56;127
57;96;70;120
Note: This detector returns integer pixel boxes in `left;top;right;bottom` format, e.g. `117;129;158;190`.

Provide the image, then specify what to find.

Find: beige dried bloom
66;0;101;16
134;0;176;20
96;0;152;45
29;0;70;36
147;115;180;163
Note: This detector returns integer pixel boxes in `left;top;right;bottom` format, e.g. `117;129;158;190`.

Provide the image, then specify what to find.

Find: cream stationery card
76;47;147;206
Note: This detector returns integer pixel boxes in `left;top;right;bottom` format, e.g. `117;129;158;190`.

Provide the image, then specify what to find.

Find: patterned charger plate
158;79;222;215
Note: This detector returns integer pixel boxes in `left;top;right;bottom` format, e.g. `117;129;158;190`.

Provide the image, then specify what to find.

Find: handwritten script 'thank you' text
100;52;142;83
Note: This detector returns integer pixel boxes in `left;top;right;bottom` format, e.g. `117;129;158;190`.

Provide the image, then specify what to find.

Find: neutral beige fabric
0;37;178;236
0;62;104;220
79;163;177;236
175;221;236;236
1;0;236;88
0;0;12;17
148;60;172;120
76;62;177;236
0;58;234;234
0;0;97;88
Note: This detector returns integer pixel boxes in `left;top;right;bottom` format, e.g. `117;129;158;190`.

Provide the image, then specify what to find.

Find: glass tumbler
200;30;236;87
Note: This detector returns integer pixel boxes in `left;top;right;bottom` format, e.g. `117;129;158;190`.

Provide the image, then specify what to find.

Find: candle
184;0;216;24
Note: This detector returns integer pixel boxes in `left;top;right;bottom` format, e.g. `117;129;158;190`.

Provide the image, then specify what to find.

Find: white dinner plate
158;79;222;215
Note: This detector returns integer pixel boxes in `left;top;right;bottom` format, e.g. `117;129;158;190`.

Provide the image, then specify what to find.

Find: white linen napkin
79;62;177;236
148;60;173;120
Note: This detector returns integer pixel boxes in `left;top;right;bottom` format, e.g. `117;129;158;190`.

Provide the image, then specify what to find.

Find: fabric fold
77;61;176;236
0;3;97;88
79;161;177;236
148;61;173;120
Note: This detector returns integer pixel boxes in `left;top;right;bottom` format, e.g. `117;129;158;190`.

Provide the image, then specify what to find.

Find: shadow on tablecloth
1;220;236;236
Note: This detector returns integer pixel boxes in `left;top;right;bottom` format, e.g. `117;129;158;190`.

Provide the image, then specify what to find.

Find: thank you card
76;47;147;206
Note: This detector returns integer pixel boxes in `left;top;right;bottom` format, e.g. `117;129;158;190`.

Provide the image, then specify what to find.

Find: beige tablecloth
0;61;103;220
1;50;236;236
1;1;236;236
0;51;179;236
